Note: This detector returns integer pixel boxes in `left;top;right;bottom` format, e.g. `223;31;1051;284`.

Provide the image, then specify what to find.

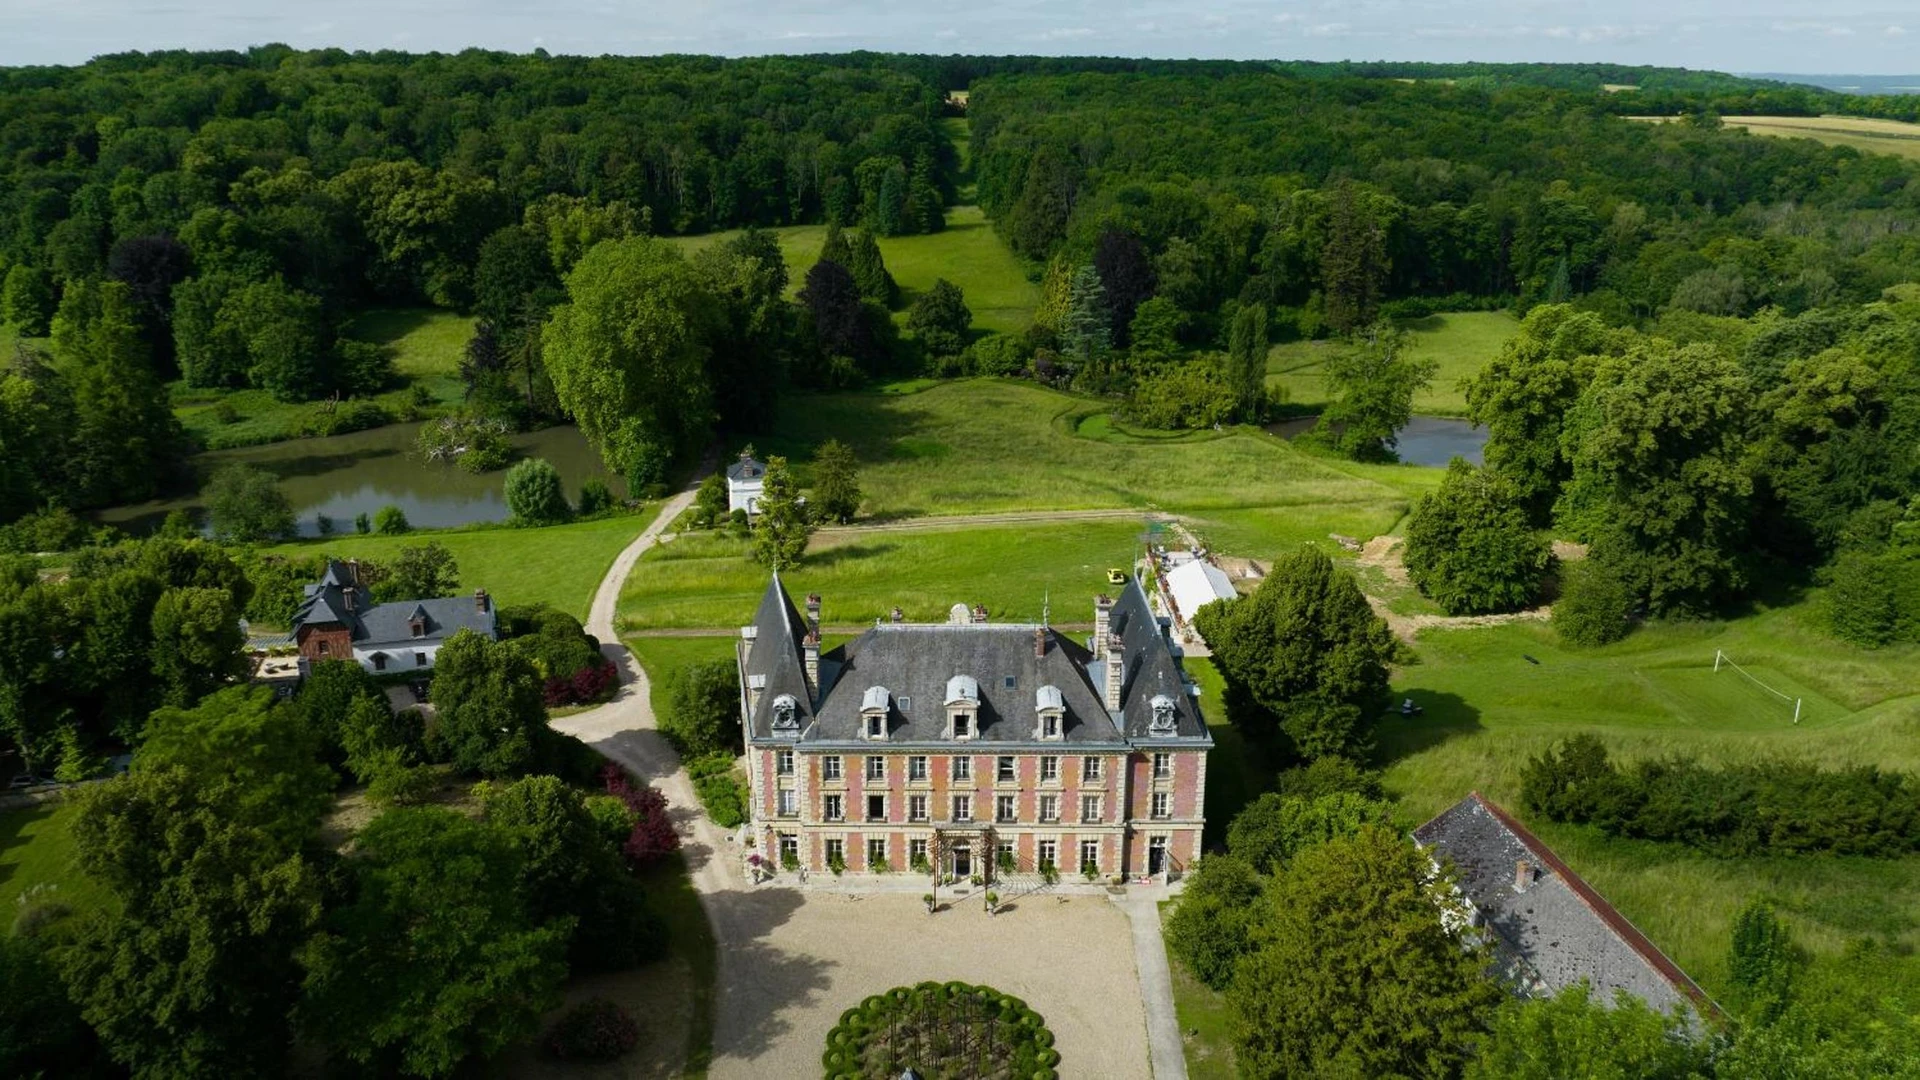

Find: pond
1265;414;1487;467
98;423;626;537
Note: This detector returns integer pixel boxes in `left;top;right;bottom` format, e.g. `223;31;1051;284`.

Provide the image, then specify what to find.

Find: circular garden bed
822;981;1060;1080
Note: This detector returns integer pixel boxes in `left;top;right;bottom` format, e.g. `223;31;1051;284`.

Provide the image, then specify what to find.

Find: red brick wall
296;625;351;662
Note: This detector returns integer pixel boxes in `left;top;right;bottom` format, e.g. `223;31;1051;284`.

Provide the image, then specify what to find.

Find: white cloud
1035;27;1096;41
1885;25;1907;37
1302;22;1351;37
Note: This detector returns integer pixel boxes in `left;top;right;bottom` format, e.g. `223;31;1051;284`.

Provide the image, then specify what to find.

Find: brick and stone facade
738;575;1210;882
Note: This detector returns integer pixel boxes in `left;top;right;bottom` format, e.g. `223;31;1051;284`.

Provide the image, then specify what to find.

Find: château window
1082;757;1103;782
1043;713;1060;738
908;756;928;782
1039;795;1059;823
825;838;844;866
779;834;799;864
909;794;929;822
952;795;972;822
414;651;427;667
777;788;797;816
1037;839;1058;869
997;756;1016;782
1080;794;1101;824
1079;839;1100;873
910;838;929;865
867;713;886;738
1153;752;1173;779
1152;792;1172;819
1039;756;1058;782
952;756;972;782
952;712;973;739
867;837;887;869
996;794;1017;823
823;794;843;821
865;756;885;782
867;794;886;822
776;749;794;776
822;755;842;781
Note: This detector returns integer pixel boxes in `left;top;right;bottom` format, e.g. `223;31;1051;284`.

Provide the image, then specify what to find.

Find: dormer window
770;694;800;736
410;618;426;638
945;674;979;741
861;686;890;741
1148;694;1178;736
1034;684;1065;741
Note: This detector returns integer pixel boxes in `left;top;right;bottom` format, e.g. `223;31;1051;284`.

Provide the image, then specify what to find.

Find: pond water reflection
99;423;625;537
1264;414;1487;467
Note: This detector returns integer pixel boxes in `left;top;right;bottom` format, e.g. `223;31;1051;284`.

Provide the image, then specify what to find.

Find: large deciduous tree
661;658;744;757
1320;322;1436;462
1558;341;1754;617
1403;459;1552;615
692;227;791;428
1194;545;1395;761
1094;227;1156;344
203;462;295;543
543;237;718;492
148;586;248;708
425;629;553;777
1464;305;1617;522
298;807;570;1077
1465;984;1710;1080
136;685;335;845
1228;826;1501;1078
64;767;323;1078
906;278;971;358
1321;182;1388;335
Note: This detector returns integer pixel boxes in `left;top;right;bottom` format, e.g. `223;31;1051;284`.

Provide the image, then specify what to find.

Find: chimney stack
343;585;356;612
1104;633;1125;711
1514;859;1536;892
474;588;490;614
346;558;362;586
1034;627;1048;658
803;631;820;699
971;603;988;624
805;593;822;633
1093;595;1114;659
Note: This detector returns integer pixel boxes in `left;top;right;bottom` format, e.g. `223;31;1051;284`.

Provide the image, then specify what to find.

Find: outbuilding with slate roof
291;559;498;674
727;450;767;514
1414;792;1717;1021
738;573;1211;884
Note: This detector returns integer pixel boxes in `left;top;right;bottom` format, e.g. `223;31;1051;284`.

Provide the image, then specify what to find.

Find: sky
0;0;1916;75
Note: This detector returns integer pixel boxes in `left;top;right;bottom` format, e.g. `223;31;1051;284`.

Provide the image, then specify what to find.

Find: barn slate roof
291;560;495;649
1414;793;1716;1020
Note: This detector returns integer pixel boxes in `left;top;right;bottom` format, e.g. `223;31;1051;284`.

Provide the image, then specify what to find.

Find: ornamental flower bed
821;981;1060;1080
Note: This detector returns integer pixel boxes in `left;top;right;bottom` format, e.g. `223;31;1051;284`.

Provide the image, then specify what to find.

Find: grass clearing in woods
1265;310;1520;417
174;307;476;450
662;204;1039;335
0;801;111;930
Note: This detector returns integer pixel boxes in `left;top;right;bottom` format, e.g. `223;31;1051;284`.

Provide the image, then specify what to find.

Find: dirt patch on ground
1353;535;1551;642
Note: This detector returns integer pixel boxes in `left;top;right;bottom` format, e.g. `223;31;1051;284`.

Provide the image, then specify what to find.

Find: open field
173;307;474;450
1379;599;1920;997
0;801;110;929
1265;311;1519;416
751;379;1416;533
620;519;1149;631
663;204;1038;335
1631;114;1920;162
261;509;654;620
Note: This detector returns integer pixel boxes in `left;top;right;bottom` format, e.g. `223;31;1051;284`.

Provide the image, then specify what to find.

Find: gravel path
552;476;1174;1079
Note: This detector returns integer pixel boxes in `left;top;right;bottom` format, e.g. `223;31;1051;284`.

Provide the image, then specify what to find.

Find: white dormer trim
862;685;891;740
1035;684;1066;741
770;693;801;737
945;674;980;740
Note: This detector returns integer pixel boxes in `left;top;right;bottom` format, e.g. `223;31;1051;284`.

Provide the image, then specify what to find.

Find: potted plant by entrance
996;848;1017;876
1039;860;1059;886
923;892;936;914
1081;859;1099;882
780;850;800;873
827;850;847;877
911;853;932;876
985;890;1000;916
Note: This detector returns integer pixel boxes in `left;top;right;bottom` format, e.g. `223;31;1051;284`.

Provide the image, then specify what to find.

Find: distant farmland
1632;114;1920;161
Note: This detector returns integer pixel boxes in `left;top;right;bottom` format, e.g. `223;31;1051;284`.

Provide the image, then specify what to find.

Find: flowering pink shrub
602;764;680;865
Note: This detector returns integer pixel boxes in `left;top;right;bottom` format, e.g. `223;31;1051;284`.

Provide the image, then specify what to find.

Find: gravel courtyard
706;885;1152;1079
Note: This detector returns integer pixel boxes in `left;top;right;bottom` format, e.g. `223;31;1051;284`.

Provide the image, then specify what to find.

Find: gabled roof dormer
862;685;891;740
1035;684;1066;740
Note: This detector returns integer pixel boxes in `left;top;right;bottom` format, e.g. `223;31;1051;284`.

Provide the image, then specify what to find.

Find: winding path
549;482;1188;1078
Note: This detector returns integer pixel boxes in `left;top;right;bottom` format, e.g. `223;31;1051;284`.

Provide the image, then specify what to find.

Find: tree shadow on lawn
805;540;898;569
1371;690;1483;770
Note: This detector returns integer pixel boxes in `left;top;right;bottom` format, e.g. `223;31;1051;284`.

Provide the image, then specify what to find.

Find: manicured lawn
663;204;1038;335
1265;311;1519;417
174;307;475;450
619;520;1149;632
1381;598;1920;999
0;801;110;929
746;379;1415;539
628;636;737;718
261;510;655;621
1163;901;1239;1080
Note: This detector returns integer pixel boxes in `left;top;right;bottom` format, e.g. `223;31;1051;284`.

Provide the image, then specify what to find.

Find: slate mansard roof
1414;793;1715;1019
292;560;496;649
739;573;1211;750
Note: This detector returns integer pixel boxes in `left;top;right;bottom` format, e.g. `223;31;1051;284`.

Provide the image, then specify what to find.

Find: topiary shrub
1553;558;1635;646
505;457;573;525
822;981;1058;1079
544;997;639;1061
